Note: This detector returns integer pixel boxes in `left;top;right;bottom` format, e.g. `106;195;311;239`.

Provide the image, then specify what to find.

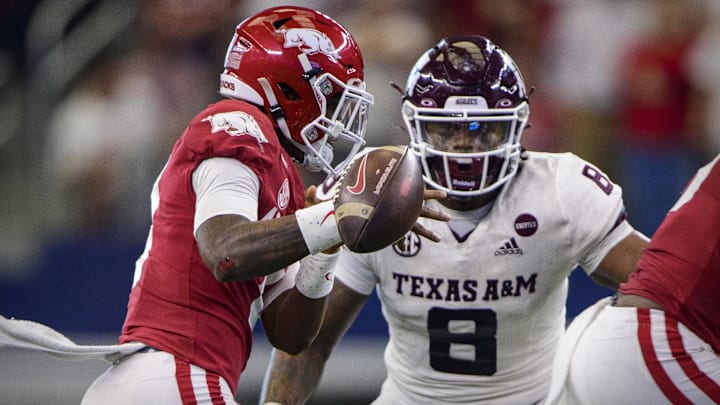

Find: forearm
263;251;338;354
262;347;327;405
262;282;370;404
198;214;310;281
263;289;327;355
590;271;620;290
197;200;341;281
593;230;649;288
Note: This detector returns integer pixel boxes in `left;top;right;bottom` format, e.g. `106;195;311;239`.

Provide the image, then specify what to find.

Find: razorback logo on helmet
202;111;268;144
278;28;339;59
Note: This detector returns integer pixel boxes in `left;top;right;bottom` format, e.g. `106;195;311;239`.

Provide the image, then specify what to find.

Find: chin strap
257;77;293;142
258;75;327;173
298;53;316;80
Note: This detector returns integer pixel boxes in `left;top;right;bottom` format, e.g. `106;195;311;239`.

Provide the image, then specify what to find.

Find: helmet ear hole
277;82;302;101
273;17;292;29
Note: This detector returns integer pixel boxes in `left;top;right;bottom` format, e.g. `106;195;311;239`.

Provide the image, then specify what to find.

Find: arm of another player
260;281;370;405
258;183;449;402
591;230;649;289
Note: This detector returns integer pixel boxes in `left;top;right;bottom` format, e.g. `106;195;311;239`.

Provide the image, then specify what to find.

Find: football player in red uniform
81;6;392;404
545;154;720;404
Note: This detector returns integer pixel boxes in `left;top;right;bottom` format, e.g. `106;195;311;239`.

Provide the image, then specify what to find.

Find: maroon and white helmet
402;35;529;196
219;6;374;176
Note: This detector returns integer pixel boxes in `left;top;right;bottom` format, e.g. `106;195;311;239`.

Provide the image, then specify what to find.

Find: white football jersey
335;152;633;404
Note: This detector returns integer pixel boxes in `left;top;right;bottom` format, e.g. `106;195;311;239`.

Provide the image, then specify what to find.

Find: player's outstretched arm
196;213;314;281
196;185;347;283
260;281;370;405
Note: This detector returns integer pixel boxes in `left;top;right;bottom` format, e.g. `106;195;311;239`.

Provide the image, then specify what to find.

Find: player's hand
304;184;323;207
412;189;450;243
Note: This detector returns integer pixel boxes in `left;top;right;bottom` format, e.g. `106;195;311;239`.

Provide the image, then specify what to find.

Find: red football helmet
219;6;374;176
402;35;529;197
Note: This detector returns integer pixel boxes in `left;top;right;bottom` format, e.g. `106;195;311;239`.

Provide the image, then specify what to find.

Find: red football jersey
621;156;720;352
119;99;305;391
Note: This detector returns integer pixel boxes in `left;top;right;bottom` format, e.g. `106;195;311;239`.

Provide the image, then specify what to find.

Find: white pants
82;349;238;404
552;303;720;404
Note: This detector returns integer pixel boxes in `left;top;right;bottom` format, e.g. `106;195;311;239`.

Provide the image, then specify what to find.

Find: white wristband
295;200;341;254
295;251;339;299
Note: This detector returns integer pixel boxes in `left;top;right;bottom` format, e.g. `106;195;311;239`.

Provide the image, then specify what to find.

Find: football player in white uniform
544;155;720;404
260;35;649;404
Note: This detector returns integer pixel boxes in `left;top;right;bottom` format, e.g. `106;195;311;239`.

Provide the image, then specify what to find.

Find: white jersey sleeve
554;154;633;274
335;247;379;296
191;157;295;308
191;157;260;235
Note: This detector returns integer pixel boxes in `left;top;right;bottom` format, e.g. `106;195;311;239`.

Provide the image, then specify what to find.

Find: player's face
424;121;508;153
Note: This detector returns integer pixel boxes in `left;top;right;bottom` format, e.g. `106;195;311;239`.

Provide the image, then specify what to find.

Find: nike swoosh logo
320;210;335;224
346;155;368;195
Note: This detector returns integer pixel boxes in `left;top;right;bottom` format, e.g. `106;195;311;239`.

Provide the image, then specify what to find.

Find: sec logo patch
392;232;422;257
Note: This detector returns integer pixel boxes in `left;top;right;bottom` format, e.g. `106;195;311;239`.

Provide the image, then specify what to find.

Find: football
333;146;424;253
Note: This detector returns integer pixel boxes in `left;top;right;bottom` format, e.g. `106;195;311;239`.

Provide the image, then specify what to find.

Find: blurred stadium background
1;0;719;403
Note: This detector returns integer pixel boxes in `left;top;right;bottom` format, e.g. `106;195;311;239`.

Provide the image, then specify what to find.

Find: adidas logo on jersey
494;237;523;256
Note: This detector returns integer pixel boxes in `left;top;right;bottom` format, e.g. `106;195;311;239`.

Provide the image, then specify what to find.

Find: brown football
333;146;424;253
